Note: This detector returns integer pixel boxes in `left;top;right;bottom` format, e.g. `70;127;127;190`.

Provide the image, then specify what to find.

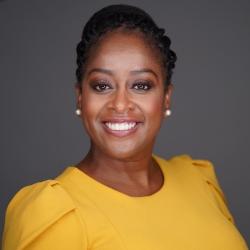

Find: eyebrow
87;68;158;80
130;69;158;80
87;68;113;76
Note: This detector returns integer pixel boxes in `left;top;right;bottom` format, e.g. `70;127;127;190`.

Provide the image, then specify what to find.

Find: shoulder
169;154;225;199
155;153;217;178
160;154;220;183
165;154;235;224
2;180;86;250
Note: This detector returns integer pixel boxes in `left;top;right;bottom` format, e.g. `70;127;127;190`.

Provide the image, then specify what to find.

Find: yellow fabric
2;154;249;250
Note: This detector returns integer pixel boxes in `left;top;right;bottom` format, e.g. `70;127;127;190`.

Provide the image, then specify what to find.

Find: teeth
105;122;137;131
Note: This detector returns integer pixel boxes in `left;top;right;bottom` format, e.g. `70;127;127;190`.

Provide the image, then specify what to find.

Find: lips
105;122;137;130
101;118;143;137
102;118;142;123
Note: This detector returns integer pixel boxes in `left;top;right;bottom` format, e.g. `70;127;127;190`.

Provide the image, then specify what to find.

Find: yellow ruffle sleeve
190;157;236;224
2;180;87;250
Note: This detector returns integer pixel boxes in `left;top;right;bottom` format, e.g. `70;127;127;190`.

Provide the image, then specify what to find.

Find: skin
75;29;173;196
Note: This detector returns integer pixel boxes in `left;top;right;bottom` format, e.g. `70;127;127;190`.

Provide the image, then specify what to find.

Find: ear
164;83;174;109
75;83;82;108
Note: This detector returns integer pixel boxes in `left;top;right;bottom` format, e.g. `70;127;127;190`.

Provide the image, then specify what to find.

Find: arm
2;180;87;250
192;158;235;224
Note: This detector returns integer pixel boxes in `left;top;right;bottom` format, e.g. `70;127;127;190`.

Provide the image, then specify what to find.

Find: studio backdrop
0;0;249;244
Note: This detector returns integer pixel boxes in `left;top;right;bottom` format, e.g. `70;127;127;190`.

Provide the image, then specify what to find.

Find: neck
77;145;158;187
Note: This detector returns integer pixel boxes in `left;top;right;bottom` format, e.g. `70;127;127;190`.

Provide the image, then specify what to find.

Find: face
75;30;173;160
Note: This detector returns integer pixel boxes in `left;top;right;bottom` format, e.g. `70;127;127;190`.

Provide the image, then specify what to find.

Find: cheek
141;95;165;136
141;95;164;118
80;92;105;130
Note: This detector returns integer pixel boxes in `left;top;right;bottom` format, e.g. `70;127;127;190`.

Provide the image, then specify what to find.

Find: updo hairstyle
76;4;177;92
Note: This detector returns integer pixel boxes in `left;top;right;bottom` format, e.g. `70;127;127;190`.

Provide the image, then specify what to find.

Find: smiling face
75;29;173;160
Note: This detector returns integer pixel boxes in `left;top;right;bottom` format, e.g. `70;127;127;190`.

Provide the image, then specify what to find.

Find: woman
2;4;248;250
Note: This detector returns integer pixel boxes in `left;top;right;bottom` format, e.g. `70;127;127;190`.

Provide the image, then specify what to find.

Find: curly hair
76;4;177;91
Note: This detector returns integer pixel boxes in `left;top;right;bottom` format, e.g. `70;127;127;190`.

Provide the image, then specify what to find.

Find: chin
101;143;150;161
107;148;137;159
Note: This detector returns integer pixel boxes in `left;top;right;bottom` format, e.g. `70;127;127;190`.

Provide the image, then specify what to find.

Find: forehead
85;30;164;75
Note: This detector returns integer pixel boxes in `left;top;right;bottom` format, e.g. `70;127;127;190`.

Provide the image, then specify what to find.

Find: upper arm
23;209;85;250
192;158;235;224
2;180;87;250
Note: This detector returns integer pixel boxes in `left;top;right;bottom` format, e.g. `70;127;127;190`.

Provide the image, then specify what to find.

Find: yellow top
2;154;249;250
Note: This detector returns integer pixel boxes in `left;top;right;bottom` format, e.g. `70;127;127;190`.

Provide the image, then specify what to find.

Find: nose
108;88;135;113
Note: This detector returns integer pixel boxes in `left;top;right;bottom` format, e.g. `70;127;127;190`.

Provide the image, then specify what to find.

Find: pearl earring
165;109;171;117
75;108;81;116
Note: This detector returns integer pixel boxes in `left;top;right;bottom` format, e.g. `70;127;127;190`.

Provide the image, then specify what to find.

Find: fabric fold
2;180;76;250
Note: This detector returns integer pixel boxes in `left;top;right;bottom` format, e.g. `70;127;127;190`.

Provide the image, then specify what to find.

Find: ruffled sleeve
191;158;235;224
2;180;87;250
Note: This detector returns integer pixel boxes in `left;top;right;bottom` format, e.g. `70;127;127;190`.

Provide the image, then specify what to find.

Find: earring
165;109;171;117
75;108;81;116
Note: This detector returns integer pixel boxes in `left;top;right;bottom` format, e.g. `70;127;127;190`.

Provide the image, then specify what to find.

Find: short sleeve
191;159;236;224
2;180;87;250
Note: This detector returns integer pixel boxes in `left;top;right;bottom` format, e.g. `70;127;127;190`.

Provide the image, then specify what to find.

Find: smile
104;122;137;131
102;121;142;137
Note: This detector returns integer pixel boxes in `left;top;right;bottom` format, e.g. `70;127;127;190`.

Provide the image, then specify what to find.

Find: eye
91;80;112;92
133;81;152;91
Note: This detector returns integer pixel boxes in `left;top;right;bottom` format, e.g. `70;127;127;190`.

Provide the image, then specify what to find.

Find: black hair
76;4;177;91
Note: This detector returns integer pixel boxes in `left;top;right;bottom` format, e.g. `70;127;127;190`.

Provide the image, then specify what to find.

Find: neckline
65;154;169;200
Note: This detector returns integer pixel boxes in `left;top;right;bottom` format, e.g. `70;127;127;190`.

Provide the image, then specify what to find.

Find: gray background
0;0;249;245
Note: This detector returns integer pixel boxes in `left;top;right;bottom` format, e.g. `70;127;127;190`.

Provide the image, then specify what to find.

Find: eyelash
91;81;153;92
